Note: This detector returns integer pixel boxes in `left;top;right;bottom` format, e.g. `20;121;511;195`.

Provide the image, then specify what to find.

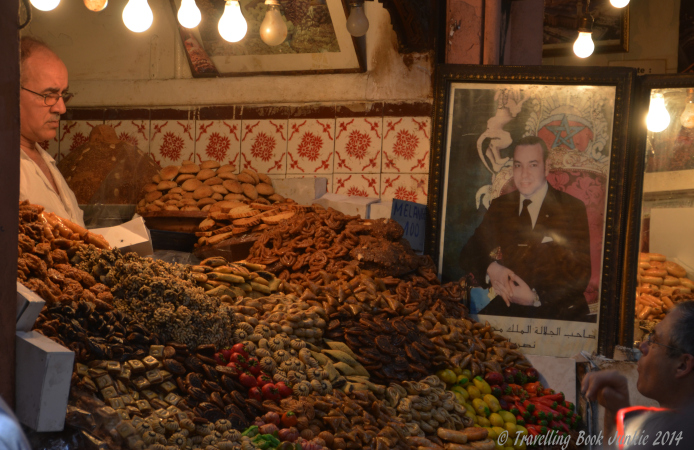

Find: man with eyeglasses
19;37;84;227
581;302;694;447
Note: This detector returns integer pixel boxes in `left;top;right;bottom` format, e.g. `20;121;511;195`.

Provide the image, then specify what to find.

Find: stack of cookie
137;162;285;214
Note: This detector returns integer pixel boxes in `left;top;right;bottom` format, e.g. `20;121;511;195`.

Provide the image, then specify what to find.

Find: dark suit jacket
459;184;592;322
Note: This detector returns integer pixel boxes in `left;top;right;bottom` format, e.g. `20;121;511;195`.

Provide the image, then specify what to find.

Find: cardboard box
91;216;153;257
273;177;328;206
313;193;380;219
16;331;75;431
16;282;45;332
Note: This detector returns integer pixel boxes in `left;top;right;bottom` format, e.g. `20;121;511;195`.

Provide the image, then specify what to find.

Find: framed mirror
622;75;694;349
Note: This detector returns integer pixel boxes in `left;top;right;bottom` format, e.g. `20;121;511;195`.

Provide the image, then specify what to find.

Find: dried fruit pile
138;165;285;214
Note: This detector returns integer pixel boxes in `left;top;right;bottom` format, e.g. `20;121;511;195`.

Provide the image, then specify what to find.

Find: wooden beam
0;0;20;407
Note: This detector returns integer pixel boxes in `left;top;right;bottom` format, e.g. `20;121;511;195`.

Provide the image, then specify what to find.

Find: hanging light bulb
646;93;671;133
218;0;247;43
178;0;202;28
346;1;369;37
573;15;594;58
259;0;287;46
680;89;694;129
30;0;60;12
83;0;107;12
609;0;629;7
123;0;153;32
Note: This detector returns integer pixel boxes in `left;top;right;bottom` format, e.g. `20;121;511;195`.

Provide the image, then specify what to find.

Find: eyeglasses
642;332;684;354
21;87;75;106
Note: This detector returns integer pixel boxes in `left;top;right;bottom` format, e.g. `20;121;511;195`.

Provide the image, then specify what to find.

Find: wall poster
428;66;636;357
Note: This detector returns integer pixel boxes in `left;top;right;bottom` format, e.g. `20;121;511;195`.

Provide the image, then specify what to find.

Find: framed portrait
428;65;636;357
170;0;364;77
543;0;629;58
620;75;694;350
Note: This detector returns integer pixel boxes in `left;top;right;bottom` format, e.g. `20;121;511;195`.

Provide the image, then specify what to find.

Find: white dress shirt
19;144;85;227
518;181;548;230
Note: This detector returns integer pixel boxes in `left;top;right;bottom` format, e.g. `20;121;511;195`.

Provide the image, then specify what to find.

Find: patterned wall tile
333;173;380;198
286;119;335;174
380;174;429;205
334;118;383;174
38;124;60;162
150;118;196;167
286;174;334;193
240;119;288;174
195;120;241;171
381;117;431;173
59;120;102;158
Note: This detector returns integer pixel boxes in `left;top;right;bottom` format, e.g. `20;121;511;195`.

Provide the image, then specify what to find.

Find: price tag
391;199;426;252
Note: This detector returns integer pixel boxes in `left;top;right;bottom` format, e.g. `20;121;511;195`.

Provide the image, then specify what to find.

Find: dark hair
667;301;694;357
20;37;53;84
513;135;550;162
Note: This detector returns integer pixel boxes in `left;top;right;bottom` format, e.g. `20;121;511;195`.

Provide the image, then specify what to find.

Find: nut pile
137;164;285;214
71;247;236;349
17;201;112;306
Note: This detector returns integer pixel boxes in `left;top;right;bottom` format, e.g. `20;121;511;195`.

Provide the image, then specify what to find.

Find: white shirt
19;144;85;227
518;181;548;230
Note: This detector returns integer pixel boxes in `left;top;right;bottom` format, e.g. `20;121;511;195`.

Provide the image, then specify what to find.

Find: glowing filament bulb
573;31;594;58
610;0;629;7
123;0;153;32
178;0;201;28
646;93;671;133
218;0;247;43
83;0;108;12
30;0;60;11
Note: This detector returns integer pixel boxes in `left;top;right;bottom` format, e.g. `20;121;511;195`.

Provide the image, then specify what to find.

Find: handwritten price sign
391;199;426;253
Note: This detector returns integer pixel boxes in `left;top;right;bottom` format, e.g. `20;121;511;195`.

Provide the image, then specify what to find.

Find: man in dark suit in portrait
459;136;593;322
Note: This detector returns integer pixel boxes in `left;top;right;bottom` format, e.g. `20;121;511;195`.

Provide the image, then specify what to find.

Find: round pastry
200;160;221;170
196;168;216;181
641;276;663;285
143;183;158;193
242;169;260;184
223;180;243;194
242;183;258;200
224;193;247;202
146;204;161;212
639;252;651;262
181;179;203;192
169;187;184;195
152;174;162;183
211;185;229;195
180;198;198;206
256;182;274;196
217;164;235;174
643;268;667;278
638;261;651;270
157;180;178;191
664;261;687;278
192;185;214;199
179;163;200;174
145;190;163;202
237;172;256;185
160;165;180;181
197;197;217;207
218;172;237;180
176;174;195;182
680;278;694;290
204;177;223;186
211;193;223;201
258;173;272;185
268;193;285;203
648;252;667;262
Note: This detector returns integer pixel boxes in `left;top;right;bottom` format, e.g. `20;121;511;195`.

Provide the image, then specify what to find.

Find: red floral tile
59;120;101;158
150;119;196;167
104;120;150;153
380;174;428;205
333;174;380;198
286;174;333;193
240;120;288;174
334;118;383;174
381;117;431;173
287;119;335;174
195;120;241;171
38;123;60;162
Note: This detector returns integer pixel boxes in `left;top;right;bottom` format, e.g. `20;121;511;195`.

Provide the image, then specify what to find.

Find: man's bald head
19;36;69;146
